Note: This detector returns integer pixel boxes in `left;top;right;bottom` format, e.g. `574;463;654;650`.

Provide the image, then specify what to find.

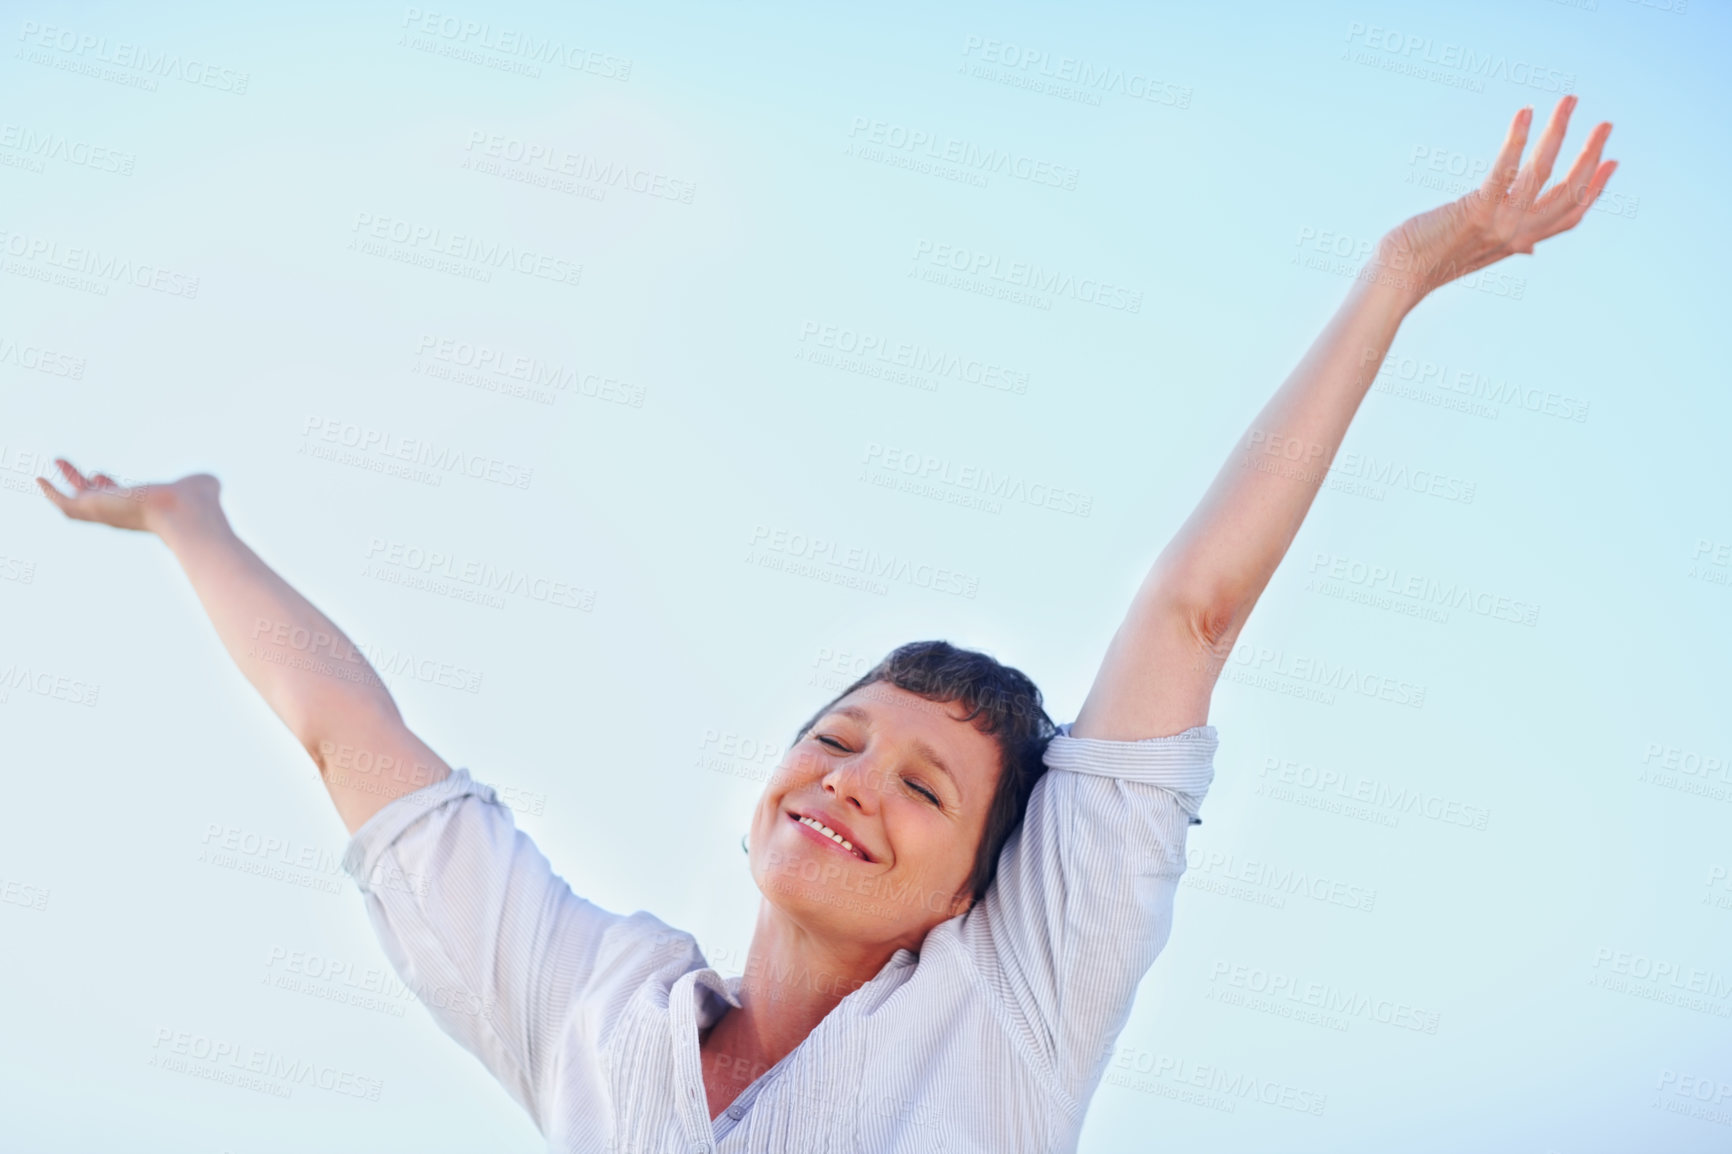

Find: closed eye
816;734;942;807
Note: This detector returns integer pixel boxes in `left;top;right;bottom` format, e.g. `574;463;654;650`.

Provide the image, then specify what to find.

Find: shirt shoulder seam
371;823;547;1133
933;930;1084;1123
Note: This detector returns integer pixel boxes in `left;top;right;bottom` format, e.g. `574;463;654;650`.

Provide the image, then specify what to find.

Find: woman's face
748;683;1003;956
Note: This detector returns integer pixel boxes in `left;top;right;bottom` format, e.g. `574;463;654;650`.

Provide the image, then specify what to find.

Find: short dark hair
791;640;1058;906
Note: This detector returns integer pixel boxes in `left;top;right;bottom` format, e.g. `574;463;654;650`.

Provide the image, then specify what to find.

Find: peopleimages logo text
959;36;1193;107
350;212;582;286
1343;22;1576;93
910;240;1142;313
16;21;250;93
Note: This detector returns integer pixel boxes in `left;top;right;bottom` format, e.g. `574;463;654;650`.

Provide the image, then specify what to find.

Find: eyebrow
829;705;960;797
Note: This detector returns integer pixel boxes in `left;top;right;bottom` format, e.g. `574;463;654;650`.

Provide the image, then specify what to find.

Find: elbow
1184;597;1245;655
296;701;403;783
1144;582;1248;655
302;733;336;780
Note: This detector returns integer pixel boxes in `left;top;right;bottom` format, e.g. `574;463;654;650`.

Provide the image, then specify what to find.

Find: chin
753;839;881;929
760;851;955;952
759;866;889;942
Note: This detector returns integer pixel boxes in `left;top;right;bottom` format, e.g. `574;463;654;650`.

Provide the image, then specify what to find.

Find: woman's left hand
1371;95;1617;308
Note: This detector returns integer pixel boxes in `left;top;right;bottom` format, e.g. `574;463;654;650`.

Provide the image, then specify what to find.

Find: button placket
669;970;714;1142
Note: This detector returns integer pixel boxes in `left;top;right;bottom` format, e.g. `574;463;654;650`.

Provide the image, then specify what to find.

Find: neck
703;901;900;1081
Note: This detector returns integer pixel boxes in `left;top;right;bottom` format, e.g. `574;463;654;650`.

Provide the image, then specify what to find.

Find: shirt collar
690;946;919;1028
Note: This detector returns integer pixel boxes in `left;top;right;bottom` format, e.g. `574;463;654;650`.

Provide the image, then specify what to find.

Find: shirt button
688;1144;712;1154
726;1105;743;1120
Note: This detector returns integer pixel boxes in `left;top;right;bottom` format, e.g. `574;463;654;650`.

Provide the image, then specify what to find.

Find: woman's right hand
36;458;220;535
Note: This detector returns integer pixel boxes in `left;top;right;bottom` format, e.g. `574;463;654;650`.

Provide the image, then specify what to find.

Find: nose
821;756;880;813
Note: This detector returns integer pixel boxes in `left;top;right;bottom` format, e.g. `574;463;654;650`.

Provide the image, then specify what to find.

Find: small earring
740;834;749;855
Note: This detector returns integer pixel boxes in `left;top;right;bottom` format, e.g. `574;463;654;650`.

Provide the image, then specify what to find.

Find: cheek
893;807;974;871
944;813;988;872
950;826;982;876
762;755;809;800
773;749;821;787
753;758;816;832
755;787;793;836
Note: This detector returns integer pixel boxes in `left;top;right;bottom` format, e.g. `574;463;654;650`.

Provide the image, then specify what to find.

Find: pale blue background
2;1;1728;1150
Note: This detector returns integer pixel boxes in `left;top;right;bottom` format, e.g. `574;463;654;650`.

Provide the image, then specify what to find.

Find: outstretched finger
54;457;93;491
1513;95;1577;207
1559;122;1613;216
1482;106;1533;199
35;476;78;518
1532;122;1613;228
92;472;119;489
1567;159;1618;225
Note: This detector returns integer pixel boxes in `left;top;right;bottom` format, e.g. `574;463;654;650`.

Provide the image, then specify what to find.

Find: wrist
147;474;228;545
1351;255;1425;321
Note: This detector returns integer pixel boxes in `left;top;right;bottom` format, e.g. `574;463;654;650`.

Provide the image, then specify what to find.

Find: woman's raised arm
37;460;451;833
1072;96;1616;741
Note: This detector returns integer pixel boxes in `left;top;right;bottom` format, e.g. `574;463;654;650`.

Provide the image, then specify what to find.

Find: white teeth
798;815;860;857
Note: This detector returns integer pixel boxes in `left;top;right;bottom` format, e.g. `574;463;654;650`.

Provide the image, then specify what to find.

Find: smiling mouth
788;812;870;861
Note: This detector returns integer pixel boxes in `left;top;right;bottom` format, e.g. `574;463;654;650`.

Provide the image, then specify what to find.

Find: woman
39;98;1614;1153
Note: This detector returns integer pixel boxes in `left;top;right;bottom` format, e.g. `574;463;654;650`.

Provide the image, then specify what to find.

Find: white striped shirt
341;721;1218;1153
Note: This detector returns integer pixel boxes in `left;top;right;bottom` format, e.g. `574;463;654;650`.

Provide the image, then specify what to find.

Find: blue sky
2;2;1728;1150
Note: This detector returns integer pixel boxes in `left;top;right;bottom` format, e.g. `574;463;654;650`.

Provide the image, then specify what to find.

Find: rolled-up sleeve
958;723;1219;1106
341;769;667;1133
